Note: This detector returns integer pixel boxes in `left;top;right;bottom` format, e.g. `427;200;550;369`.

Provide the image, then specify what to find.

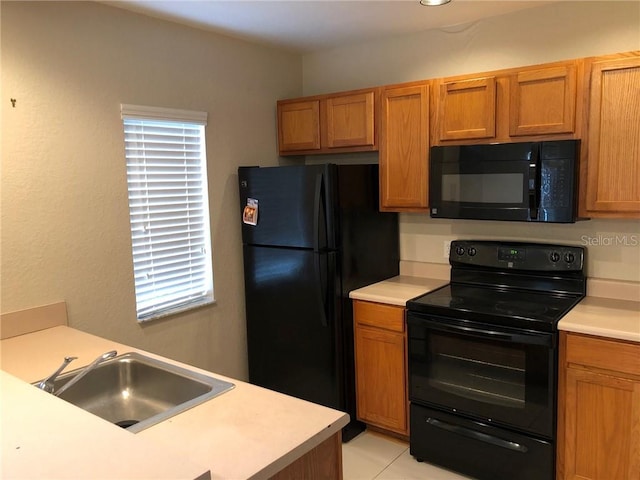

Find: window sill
137;298;216;323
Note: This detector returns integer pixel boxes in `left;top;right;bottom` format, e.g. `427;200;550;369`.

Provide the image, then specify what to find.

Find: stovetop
407;283;584;332
406;240;587;333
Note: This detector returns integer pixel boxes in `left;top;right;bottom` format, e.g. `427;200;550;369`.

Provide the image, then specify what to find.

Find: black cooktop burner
407;284;583;332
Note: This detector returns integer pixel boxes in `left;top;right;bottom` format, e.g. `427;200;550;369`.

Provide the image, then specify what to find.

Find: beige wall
303;1;640;283
1;1;302;379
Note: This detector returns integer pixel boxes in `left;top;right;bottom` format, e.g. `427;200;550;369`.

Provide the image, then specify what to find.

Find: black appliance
429;140;579;223
238;164;399;442
407;240;586;480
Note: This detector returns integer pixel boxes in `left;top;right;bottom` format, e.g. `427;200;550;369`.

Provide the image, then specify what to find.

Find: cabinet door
325;91;375;148
584;56;640;216
509;64;577;136
563;367;640;480
438;76;496;141
355;325;407;435
277;100;320;153
379;84;429;211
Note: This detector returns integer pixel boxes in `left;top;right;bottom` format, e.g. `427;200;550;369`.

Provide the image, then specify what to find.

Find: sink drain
115;419;140;429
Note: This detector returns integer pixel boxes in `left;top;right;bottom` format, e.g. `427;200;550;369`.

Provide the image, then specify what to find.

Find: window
121;104;214;321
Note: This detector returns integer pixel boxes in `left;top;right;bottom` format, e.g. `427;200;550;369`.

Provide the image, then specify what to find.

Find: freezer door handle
425;417;528;453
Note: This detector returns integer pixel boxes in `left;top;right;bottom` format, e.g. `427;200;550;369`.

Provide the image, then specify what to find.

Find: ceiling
106;0;554;54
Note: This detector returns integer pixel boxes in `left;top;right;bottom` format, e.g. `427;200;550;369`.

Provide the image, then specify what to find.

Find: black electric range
406;240;586;480
408;240;586;332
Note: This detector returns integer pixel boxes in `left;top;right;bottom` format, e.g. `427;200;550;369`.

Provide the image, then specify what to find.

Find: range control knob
564;252;575;264
468;247;477;256
455;246;466;256
550;251;561;263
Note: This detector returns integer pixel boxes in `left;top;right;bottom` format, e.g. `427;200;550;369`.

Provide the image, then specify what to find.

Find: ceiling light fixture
419;0;452;5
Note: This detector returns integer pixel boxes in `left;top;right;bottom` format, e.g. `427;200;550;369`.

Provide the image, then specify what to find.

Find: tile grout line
371;446;410;479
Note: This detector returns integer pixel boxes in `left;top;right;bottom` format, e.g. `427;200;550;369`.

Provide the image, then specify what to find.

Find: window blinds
121;105;213;321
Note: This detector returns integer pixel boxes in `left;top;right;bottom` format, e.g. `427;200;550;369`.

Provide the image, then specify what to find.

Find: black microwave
429;140;579;223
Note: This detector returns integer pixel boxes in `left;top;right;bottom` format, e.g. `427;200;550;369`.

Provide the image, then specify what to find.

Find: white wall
1;1;302;379
302;1;640;283
303;1;640;94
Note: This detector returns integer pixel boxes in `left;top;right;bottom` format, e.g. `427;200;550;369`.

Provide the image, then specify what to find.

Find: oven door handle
426;417;529;453
413;318;554;347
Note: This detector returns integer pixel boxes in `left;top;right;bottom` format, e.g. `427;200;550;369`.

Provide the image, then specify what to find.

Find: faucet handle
36;356;78;393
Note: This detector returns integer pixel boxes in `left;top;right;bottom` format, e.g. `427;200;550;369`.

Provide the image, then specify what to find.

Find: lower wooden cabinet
557;332;640;480
353;300;408;436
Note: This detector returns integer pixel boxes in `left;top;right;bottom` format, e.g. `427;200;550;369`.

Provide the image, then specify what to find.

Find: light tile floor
342;430;475;480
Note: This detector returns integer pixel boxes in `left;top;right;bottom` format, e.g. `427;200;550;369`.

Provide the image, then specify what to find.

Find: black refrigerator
238;164;399;441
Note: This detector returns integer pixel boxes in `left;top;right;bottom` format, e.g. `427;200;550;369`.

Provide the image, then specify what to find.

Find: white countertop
1;326;349;480
558;296;640;343
349;275;447;306
1;370;211;480
350;274;639;344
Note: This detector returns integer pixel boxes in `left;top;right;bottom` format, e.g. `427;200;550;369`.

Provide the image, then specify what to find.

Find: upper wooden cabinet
436;76;497;141
275;52;639;219
379;83;430;212
432;60;582;146
277;89;378;155
277;100;321;152
325;92;375;148
509;63;577;136
581;53;640;218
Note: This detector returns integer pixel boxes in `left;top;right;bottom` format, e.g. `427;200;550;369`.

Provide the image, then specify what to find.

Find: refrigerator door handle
313;173;323;252
314;253;328;327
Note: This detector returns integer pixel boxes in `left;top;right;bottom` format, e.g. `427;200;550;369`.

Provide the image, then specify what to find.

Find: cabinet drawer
566;333;640;377
354;300;405;332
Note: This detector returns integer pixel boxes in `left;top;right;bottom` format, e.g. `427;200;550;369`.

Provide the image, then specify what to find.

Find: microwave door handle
528;144;541;220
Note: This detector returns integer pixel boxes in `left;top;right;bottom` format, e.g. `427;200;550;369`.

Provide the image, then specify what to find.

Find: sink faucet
36;356;78;393
52;350;118;397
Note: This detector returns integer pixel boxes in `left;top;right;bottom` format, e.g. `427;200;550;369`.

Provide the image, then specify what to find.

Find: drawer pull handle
426;417;528;453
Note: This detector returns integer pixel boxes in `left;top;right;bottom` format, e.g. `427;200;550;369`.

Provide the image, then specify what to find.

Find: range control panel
450;240;584;272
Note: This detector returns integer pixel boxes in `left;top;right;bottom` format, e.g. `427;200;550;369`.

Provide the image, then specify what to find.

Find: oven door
407;313;556;439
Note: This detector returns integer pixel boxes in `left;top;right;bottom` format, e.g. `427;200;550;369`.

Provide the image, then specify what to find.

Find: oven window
441;173;524;203
429;333;525;409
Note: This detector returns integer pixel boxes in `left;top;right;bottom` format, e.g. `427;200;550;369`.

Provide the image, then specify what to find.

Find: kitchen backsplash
399;215;640;283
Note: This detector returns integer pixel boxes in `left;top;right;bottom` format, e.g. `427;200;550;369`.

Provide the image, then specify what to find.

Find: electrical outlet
443;240;451;259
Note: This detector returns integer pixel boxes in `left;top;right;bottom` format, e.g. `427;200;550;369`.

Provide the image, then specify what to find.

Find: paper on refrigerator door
243;198;258;226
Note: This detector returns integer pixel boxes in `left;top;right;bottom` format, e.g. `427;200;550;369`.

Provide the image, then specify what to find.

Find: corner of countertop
349;262;450;306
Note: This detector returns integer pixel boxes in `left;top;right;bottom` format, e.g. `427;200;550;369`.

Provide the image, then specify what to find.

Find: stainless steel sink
34;352;234;433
